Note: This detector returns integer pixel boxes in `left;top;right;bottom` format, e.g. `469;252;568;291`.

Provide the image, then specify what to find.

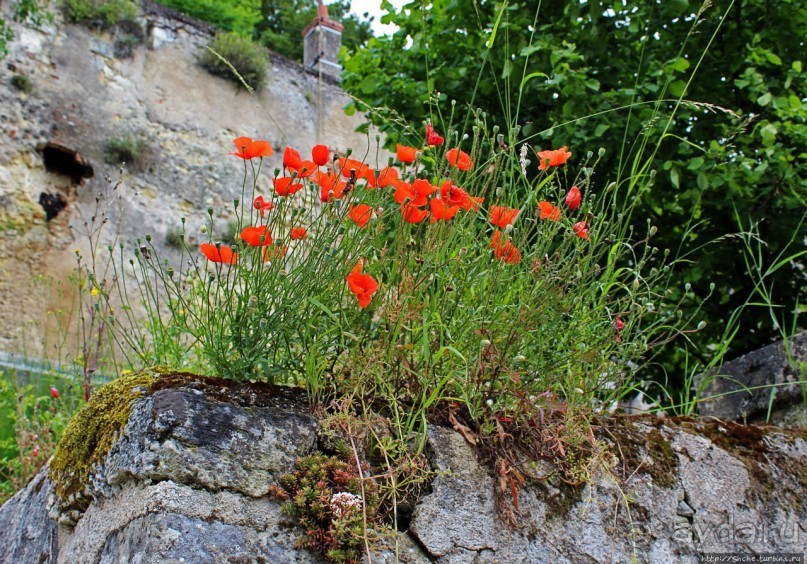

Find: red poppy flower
394;179;436;208
346;260;379;309
429;198;459;222
50;387;60;399
565;186;581;210
358;166;377;188
230;136;273;160
402;203;429;224
490;205;519;228
573;221;590;239
536;147;572;170
426;123;444;146
290;227;307;240
240;225;273;247
446;148;473;171
200;243;237;264
298;160;317;178
538;201;562;221
377;166;399;188
283;147;303;171
396;144;418;163
317;171;348;201
273;176;304;197
469;196;485;210
440;180;472;210
490;231;522;264
253;195;275;217
312;144;329;166
349;204;373;228
338;157;368;179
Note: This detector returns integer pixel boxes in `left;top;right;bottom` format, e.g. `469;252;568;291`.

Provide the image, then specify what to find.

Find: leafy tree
341;0;807;393
255;0;373;61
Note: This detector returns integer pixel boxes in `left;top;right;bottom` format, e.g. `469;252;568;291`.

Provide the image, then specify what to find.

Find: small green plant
165;224;186;249
270;451;379;563
62;0;139;27
10;73;32;93
112;19;143;57
103;134;146;166
200;32;269;92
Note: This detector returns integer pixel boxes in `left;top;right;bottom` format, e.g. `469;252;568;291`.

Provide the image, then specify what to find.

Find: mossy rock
49;368;166;507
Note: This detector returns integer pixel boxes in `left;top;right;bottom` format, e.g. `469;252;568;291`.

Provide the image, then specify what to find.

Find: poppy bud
574;388;585;395
698;321;707;330
50;387;60;399
598;147;606;157
201;225;207;234
480;339;491;347
514;355;526;362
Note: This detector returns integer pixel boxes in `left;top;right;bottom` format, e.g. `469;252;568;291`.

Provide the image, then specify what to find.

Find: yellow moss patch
49;369;160;507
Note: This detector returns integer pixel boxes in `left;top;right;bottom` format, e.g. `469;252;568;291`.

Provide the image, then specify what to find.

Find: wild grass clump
200;32;269;91
62;0;139;28
10;73;32;93
103;133;146;166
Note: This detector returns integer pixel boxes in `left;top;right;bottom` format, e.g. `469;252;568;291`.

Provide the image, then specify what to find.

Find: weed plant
10;73;31;93
200;32;269;91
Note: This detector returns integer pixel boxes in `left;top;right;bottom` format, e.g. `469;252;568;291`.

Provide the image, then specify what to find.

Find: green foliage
154;0;261;37
10;73;32;93
62;0;139;27
341;0;807;396
0;369;82;503
103;133;146;166
153;0;373;63
200;32;269;91
270;451;379;562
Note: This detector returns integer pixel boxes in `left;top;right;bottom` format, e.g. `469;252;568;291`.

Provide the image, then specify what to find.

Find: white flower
330;492;362;518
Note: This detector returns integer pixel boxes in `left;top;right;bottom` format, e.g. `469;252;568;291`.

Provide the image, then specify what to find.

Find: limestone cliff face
0;3;376;353
0;374;805;563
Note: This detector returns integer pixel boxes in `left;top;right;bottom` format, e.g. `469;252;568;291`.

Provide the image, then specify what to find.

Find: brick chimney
302;0;344;81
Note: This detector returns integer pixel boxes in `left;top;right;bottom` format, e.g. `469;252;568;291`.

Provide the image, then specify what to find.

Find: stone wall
0;3;377;354
0;373;805;562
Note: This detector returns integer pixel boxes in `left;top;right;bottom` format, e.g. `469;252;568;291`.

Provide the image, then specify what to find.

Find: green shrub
62;0;139;28
10;73;32;93
103;134;146;166
200;32;268;91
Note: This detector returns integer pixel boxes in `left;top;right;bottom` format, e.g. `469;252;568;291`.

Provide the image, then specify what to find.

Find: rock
0;466;59;562
1;376;806;563
410;420;807;563
698;331;807;422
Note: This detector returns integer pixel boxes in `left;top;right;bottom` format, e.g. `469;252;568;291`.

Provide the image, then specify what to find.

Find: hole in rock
39;191;67;221
42;141;94;183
